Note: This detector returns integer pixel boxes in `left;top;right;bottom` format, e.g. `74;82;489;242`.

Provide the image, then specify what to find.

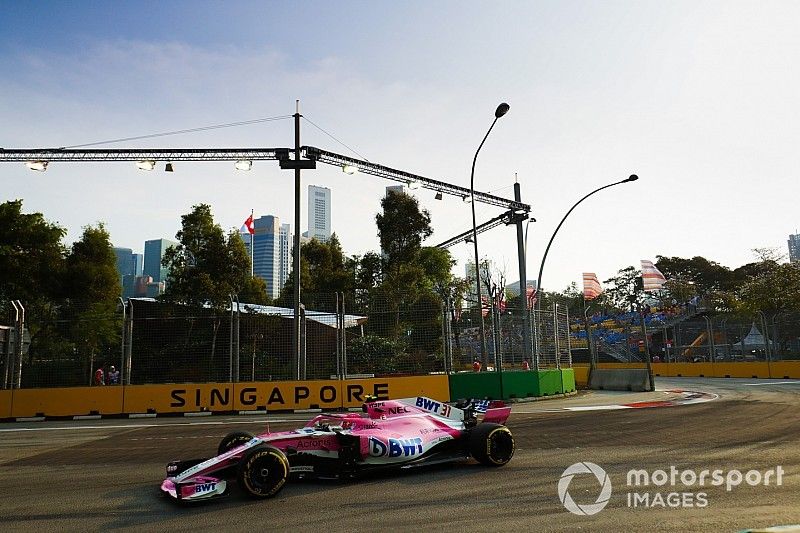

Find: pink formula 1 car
161;396;514;502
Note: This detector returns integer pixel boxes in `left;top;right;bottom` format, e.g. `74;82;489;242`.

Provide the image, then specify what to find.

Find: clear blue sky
2;0;799;291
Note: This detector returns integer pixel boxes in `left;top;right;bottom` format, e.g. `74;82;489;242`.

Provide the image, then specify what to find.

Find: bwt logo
416;397;441;412
558;462;612;516
369;437;423;458
194;482;217;494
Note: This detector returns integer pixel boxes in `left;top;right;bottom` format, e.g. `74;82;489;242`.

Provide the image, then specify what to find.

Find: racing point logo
558;462;613;516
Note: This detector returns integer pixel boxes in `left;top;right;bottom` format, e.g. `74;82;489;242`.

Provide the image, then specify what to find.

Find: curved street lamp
533;175;638;369
470;102;510;362
535;174;638;304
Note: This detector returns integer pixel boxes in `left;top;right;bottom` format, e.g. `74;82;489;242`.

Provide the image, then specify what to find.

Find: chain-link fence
3;294;578;388
567;308;800;364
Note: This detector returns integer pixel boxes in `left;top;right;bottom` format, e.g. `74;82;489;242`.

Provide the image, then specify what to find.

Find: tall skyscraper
279;223;292;289
305;185;331;242
789;233;800;262
253;215;281;299
113;247;135;280
132;253;144;277
144;238;178;284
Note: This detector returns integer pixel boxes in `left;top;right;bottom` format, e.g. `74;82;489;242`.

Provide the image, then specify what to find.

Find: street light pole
534;174;638;363
470;102;509;364
536;175;638;306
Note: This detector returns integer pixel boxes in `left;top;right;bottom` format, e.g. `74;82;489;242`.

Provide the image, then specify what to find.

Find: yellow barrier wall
10;386;124;418
340;376;450;409
573;366;590;388
574;362;800;386
0;390;11;418
123;383;236;414
1;377;451;418
770;362;800;379
123;376;451;414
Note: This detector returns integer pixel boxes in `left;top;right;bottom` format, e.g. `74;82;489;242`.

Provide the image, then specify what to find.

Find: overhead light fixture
165;162;174;172
136;160;156;171
25;161;48;172
235;160;253;171
342;164;357;175
408;180;421;190
435;191;443;200
463;195;473;203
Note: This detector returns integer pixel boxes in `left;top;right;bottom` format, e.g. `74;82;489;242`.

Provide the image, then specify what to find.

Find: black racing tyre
237;446;289;499
217;431;253;456
469;423;515;466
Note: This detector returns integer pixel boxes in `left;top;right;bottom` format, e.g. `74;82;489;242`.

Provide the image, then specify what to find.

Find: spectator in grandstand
94;365;105;386
472;359;482;372
108;365;120;385
522;358;530;371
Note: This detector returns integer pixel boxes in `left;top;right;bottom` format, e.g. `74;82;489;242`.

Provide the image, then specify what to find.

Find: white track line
741;381;800;386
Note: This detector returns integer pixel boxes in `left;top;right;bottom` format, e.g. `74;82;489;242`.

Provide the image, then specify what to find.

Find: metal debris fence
2;295;573;388
572;310;800;364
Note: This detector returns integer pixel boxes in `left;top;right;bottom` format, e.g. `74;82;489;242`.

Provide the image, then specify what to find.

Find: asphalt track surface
1;377;799;532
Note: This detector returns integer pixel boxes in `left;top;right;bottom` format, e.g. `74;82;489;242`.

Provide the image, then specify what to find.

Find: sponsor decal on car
369;436;424;458
195;482;217;494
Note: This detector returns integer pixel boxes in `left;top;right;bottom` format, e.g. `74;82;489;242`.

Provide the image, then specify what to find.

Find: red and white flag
641;260;667;291
582;272;602;300
240;213;255;235
525;286;537;309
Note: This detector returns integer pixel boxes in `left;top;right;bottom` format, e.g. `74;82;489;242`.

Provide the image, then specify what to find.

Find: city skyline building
143;238;178;284
789;233;800;262
465;260;493;308
114;247;145;298
304;185;331;243
253;215;281;299
279;223;292;290
113;247;134;281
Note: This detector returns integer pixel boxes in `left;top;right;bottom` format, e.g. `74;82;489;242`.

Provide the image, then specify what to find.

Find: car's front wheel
217;431;253;455
469;423;515;466
237;446;289;498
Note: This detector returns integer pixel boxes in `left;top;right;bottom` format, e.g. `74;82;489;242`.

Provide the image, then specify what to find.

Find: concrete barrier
588;368;652;392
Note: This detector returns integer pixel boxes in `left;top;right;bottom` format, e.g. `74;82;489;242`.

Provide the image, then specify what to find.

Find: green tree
162;204;268;365
162;204;265;308
376;190;432;274
602;266;644;311
63;223;122;384
0;199;66;319
0;200;72;385
278;234;353;311
737;262;800;316
655;255;732;294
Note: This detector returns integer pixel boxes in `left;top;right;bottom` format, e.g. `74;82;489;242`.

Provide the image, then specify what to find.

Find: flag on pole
641;260;667;291
582;272;602;300
525;286;537;309
240;213;255;235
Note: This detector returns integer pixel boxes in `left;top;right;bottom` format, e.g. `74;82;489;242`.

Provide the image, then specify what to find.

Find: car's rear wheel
469;423;515;466
218;431;253;455
237;446;289;498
